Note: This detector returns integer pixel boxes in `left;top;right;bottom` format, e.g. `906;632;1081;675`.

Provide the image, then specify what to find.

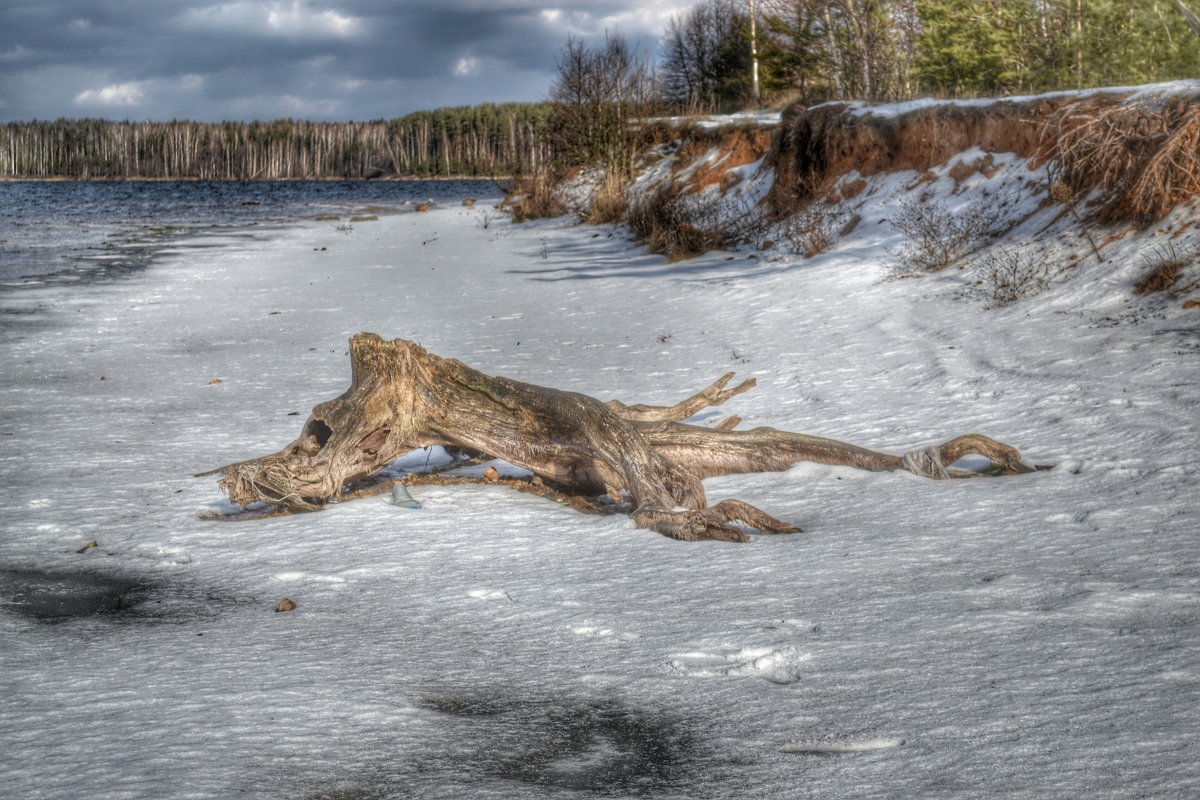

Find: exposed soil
768;97;1073;215
766;92;1200;226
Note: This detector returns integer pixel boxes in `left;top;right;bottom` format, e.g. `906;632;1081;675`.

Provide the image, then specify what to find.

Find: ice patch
783;737;904;754
668;646;809;684
274;571;347;584
132;545;192;565
468;588;514;602
572;626;614;637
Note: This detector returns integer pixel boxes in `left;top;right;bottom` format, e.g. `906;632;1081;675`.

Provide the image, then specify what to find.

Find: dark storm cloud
0;0;697;122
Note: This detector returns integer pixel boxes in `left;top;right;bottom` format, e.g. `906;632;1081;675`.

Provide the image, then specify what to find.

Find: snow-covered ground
1;176;1198;799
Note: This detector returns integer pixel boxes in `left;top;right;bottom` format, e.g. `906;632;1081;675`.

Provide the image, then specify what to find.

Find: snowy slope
2;104;1200;798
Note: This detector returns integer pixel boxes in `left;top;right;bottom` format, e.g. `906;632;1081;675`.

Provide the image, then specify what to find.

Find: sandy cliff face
616;83;1200;312
768;86;1200;226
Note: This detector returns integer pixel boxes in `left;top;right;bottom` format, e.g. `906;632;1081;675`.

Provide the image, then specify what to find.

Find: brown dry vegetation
1133;242;1196;294
1134;259;1185;293
585;172;630;225
1045;96;1200;224
627;183;725;261
616;123;775;258
508;172;569;222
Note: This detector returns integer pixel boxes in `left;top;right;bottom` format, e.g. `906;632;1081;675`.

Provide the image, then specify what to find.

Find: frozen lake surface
0;179;499;288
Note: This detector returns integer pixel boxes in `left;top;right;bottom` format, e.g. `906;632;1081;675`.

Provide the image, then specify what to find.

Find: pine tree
914;0;1034;95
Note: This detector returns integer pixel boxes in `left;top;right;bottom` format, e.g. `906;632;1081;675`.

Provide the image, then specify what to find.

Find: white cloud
453;57;480;77
179;74;205;90
178;0;361;40
279;94;341;116
74;81;146;107
68;19;91;31
0;45;34;62
595;2;698;34
224;92;342;118
536;1;699;38
268;2;357;37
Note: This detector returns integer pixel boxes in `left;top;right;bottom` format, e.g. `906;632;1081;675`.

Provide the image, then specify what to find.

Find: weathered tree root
203;333;1043;542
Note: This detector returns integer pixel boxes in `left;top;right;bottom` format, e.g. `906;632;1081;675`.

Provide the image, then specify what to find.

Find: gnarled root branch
203;334;1043;541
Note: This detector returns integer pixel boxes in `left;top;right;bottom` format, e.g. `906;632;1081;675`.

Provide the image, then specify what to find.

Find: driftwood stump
206;333;1038;542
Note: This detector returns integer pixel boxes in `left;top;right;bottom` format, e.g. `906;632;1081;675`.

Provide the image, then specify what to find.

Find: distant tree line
0;104;553;179
5;2;1197;179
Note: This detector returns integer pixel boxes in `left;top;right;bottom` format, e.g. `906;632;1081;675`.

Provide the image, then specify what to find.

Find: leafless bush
624;181;779;260
783;202;850;257
717;193;772;251
627;184;728;260
976;246;1052;307
890;194;1004;274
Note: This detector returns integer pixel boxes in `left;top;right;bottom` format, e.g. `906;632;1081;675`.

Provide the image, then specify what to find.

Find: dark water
0;179;503;288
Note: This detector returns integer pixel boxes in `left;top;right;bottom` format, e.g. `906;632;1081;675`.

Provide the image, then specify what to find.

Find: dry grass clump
585;171;630;225
508;172;568;222
1045;96;1200;225
1133;241;1196;294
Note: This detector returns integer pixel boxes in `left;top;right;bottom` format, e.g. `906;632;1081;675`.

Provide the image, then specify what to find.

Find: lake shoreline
0;178;503;289
0;174;517;184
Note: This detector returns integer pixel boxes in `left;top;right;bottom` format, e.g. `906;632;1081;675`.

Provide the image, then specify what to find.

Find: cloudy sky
0;0;701;122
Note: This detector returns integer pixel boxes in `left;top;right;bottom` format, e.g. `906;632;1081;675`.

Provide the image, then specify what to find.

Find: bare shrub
717;193;772;251
509;172;568;222
1134;241;1197;294
890;194;1004;274
624;180;779;260
976;246;1052;307
783;202;849;257
627;184;727;260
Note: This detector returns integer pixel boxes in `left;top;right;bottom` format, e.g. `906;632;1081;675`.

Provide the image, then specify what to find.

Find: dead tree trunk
206;333;1039;542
